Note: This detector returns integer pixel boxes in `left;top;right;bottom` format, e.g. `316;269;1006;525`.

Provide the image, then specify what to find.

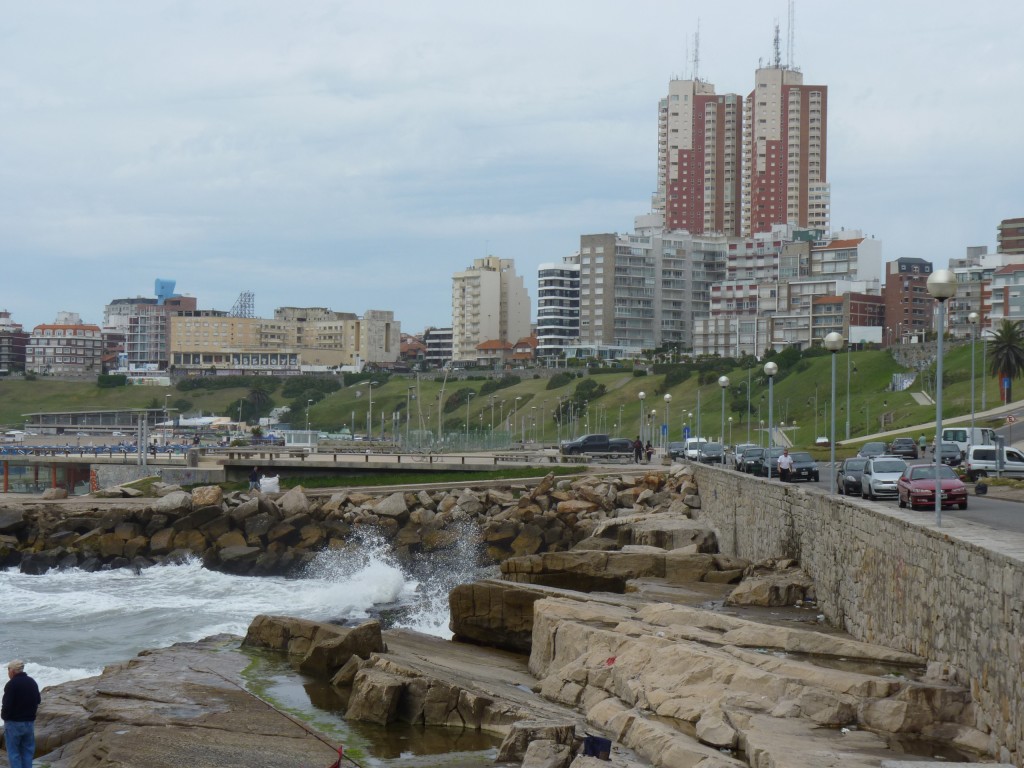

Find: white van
942;427;995;458
684;438;708;461
964;445;1024;481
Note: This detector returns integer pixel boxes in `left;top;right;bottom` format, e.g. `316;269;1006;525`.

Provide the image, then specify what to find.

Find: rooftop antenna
773;20;781;68
683;38;689;79
787;0;796;69
229;290;255;318
692;19;701;81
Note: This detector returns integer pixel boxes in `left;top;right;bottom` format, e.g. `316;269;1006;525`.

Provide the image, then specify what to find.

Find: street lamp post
764;362;778;478
465;392;476;443
718;376;730;444
164;394;171;446
927;269;957;526
969;312;979;448
306;398;313;434
845;345;852;440
407;386;416;444
696;387;702;443
638;391;646;443
982;318;988;411
367;380;379;439
824;332;844;494
663;393;672;453
728;416;733;446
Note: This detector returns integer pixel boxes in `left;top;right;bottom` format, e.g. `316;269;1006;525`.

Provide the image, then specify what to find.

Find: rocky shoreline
4;467;1011;767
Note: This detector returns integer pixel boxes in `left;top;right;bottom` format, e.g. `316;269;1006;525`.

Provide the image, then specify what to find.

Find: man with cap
2;660;41;768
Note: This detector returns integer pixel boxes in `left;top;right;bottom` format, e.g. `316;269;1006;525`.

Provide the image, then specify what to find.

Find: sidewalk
838;397;1024;447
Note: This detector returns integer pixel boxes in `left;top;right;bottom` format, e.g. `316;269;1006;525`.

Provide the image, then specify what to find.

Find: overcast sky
2;1;1022;333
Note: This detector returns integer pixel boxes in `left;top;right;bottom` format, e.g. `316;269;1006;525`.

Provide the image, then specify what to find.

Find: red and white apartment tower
654;79;743;236
742;66;829;236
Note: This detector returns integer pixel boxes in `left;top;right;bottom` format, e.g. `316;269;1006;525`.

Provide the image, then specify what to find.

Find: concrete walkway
839;396;1024;446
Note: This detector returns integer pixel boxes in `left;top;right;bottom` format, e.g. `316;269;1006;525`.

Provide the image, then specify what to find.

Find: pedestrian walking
777;448;794;482
632;437;643;464
3;659;41;768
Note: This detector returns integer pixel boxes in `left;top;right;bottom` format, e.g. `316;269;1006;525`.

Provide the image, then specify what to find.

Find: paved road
742;455;1024;535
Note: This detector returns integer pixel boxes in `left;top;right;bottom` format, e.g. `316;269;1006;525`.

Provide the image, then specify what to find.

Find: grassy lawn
0;379;253;429
0;344;1011;457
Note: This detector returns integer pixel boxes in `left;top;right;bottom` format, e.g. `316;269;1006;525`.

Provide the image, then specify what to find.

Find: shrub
547;372;575;390
480;375;521;395
97;374;128;388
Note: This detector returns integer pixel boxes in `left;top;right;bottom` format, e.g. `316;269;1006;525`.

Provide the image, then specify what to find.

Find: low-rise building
25;319;103;377
0;311;28;373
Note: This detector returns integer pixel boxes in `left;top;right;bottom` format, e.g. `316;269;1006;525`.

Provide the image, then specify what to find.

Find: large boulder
345;668;406;725
373;492;409;519
449;580;544;652
243;614;347;657
298;620;384;677
153;491;193;516
277;486;310;515
41;488;69;500
191;485;223;508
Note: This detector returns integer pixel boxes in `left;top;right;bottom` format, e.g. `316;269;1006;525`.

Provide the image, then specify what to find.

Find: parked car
836;457;867;495
698;442;726;464
887;437;918;460
897;464;968;510
560;434;616;455
756;447;787;478
860;456;908;500
667;441;687;460
857;441;888;459
964;445;1024;481
740;447;765;474
607;438;634;454
937;441;962;467
732;443;758;470
788;451;820;482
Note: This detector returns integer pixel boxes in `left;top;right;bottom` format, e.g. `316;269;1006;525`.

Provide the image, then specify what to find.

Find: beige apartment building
451;256;531;364
169;308;399;374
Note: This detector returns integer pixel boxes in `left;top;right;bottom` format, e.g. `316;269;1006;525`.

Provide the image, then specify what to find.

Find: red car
897;464;968;510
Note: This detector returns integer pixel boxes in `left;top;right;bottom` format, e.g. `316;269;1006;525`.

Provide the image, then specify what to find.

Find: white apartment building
451;256;531;364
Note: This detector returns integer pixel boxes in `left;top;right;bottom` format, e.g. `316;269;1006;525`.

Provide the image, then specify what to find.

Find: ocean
0;530;476;690
1;529;510;765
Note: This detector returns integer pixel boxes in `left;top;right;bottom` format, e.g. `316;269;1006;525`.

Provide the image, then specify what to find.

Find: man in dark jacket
3;659;41;768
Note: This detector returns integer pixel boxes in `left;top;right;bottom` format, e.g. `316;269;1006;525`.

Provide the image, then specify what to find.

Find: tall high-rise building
654;79;743;236
743;66;829;236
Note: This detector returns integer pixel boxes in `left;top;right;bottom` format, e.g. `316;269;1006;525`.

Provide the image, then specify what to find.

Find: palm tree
986;319;1024;403
247;383;272;410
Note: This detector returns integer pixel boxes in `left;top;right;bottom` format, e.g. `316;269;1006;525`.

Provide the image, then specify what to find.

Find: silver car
861;456;908;500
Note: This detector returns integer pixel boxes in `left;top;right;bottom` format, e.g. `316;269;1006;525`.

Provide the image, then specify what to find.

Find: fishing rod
193;666;366;768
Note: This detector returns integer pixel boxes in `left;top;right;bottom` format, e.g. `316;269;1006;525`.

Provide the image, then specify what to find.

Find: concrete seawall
691;463;1024;766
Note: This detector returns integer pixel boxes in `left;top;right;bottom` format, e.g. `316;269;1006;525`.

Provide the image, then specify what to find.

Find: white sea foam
1;528;484;691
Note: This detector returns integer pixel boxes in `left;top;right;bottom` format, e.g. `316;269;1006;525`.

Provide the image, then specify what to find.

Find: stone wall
690;462;1024;766
95;465;225;489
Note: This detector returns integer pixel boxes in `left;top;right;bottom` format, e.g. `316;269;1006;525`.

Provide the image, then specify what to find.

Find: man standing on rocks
2;659;41;768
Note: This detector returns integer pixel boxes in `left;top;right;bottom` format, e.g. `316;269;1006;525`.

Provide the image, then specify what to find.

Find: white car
861;456;908;500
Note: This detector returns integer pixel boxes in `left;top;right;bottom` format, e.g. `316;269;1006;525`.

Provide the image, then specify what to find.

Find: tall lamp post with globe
638;391;646;443
718;375;730;444
969;311;979;445
764;362;778;477
823;332;845;493
927;269;957;526
663;393;672;454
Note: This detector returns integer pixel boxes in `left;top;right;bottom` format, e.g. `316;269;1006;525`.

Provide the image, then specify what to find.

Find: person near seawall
248;466;261;492
632;437;643;464
3;659;41;768
776;448;794;482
